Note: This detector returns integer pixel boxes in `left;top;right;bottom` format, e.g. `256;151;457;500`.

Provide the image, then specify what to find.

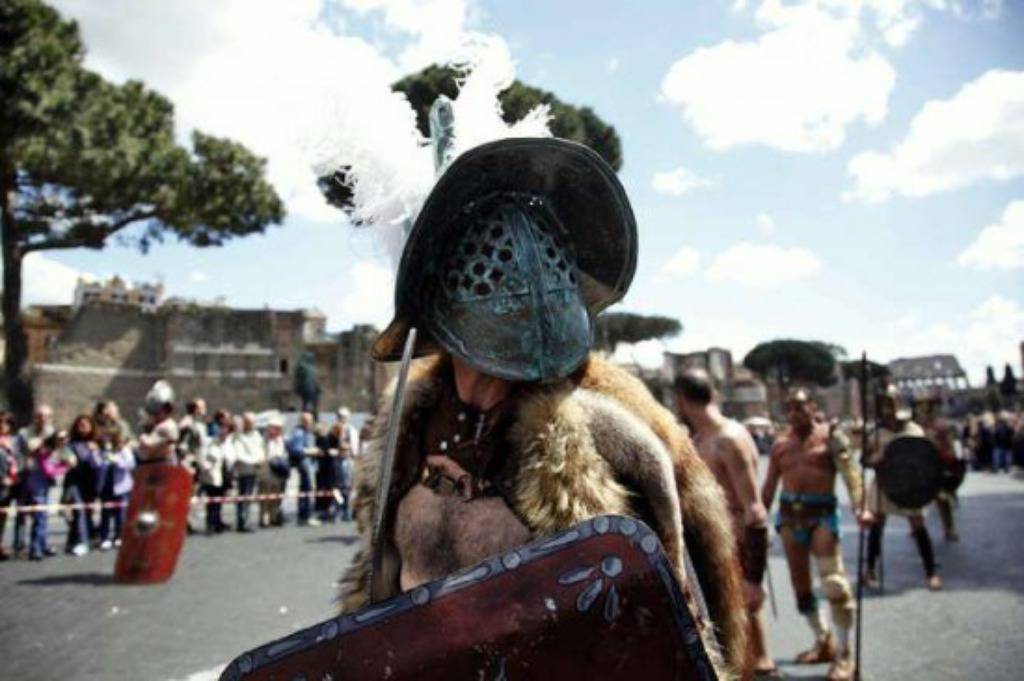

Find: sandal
795;632;837;664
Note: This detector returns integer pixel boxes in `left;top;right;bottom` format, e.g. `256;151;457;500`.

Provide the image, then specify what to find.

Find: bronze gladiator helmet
373;138;637;382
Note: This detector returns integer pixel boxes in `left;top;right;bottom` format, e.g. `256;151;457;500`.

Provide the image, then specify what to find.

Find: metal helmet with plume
320;38;636;382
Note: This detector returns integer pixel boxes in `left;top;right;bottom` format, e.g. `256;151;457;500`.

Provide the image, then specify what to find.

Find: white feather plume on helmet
312;35;552;260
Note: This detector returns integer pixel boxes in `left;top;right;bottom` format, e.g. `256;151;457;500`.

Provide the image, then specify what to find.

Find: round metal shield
876;436;943;509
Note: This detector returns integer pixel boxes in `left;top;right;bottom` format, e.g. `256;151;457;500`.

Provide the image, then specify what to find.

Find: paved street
2;471;1023;680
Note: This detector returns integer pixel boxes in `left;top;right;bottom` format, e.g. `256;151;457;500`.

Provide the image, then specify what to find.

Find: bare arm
723;426;770;589
761;442;783;512
720;428;768;528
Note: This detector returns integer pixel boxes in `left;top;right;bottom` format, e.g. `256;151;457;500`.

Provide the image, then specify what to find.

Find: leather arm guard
740;525;769;585
829;428;864;509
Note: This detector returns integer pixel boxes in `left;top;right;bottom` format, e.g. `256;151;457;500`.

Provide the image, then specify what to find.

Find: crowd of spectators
961;410;1024;472
0;399;366;562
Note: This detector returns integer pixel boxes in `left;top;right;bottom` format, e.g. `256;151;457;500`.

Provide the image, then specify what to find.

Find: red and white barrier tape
0;490;342;515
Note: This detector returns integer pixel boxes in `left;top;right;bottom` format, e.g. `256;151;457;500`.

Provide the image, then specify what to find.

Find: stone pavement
1;471;1022;680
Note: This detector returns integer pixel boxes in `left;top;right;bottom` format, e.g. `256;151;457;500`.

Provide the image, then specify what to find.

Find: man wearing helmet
762;388;865;681
338;139;748;678
863;385;942;591
138;380;179;463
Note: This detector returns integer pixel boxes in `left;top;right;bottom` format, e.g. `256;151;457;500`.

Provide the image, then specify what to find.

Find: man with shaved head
675;368;777;679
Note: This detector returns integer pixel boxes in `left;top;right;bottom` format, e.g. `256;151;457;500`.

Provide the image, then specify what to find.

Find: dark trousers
203;483;225;531
99;492;129;542
236;475;257;530
64;486;93;551
0;486;19;550
295;458;316;521
315;458;334;516
28;509;48;558
338;487;352;522
7;483;27;551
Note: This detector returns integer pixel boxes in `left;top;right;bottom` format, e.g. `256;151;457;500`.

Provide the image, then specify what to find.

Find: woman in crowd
258;415;288;528
20;431;69;560
63;414;106;556
232;412;264;533
98;427;135;550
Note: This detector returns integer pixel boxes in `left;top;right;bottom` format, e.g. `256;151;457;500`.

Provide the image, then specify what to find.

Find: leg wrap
815;554;856;630
937;498;955;535
867;518;885;570
912;526;937;577
796;592;819;616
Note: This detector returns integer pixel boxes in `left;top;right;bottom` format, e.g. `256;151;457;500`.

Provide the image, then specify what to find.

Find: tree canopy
318;64;623;210
593;312;681;352
1;0;284;420
743;339;839;388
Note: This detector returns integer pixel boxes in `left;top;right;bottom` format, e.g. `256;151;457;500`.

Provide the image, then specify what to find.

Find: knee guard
816;554;855;629
796;592;819;616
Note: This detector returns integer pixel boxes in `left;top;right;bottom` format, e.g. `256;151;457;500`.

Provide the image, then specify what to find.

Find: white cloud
50;0;475;224
338;260;396;328
659;2;895;153
704;241;822;287
612;339;667;370
341;0;471;71
756;213;776;235
606;57;620;74
13;254;91;306
651;167;715;196
876;295;1024;384
658;246;703;279
846;69;1024;202
958;199;1024;270
188;270;209;284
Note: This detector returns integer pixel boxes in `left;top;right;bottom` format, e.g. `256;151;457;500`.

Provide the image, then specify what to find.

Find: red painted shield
219;515;720;681
114;462;193;584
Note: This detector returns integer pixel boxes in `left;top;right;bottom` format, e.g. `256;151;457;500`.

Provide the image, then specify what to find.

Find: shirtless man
762;388;865;681
675;368;777;678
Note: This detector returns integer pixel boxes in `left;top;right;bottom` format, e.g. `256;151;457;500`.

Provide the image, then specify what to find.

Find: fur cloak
339;353;747;678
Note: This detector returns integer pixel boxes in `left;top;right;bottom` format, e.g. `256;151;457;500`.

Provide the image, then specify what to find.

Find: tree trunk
0;159;33;425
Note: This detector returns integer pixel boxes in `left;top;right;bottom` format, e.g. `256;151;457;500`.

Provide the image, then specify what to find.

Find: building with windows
73;276;164;311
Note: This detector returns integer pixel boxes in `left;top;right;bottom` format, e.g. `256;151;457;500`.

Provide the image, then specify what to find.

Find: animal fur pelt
339;353;747;679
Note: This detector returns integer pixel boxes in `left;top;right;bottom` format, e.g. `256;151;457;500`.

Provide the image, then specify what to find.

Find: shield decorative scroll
876;436;943;509
114;462;193;584
219;515;720;681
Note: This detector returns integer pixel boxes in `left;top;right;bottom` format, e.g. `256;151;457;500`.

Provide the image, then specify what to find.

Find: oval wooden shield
219;515;719;681
114;462;193;584
877;436;943;509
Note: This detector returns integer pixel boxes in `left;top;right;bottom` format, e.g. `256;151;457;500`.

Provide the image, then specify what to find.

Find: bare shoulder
719;419;757;461
769;430;790;460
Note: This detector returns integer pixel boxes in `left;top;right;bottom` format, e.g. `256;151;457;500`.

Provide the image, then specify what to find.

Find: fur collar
340;353;745;678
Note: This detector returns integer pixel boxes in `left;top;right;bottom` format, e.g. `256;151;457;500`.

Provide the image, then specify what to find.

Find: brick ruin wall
31;305;382;426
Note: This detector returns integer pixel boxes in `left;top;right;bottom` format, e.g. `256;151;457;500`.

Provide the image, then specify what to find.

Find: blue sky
28;1;1024;383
